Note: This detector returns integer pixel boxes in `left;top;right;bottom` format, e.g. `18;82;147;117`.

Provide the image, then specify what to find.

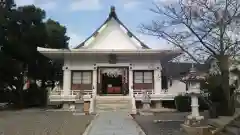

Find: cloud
123;1;142;10
67;32;85;48
15;0;34;6
38;1;57;11
69;0;102;11
15;0;57;11
153;0;177;5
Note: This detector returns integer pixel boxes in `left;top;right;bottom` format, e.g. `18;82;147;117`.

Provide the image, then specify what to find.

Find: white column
63;69;71;96
92;70;97;96
129;70;133;97
129;69;137;114
154;70;162;94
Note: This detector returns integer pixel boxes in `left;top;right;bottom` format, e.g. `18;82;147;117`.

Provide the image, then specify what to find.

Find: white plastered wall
63;58;162;95
85;19;142;49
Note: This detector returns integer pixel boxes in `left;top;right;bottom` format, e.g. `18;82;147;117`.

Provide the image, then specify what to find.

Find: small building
38;6;193;114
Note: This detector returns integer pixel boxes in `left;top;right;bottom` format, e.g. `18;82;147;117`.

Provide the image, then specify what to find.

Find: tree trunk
16;75;24;109
217;55;235;116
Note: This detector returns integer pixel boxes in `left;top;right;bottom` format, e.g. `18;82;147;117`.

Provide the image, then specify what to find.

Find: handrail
133;89;154;95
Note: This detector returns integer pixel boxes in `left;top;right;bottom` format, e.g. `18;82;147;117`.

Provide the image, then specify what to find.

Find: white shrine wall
61;56;187;100
62;57;162;95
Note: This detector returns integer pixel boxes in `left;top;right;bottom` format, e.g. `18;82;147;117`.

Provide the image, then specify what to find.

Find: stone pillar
92;70;97;96
188;93;203;120
63;69;71;96
129;70;133;97
154;70;162;94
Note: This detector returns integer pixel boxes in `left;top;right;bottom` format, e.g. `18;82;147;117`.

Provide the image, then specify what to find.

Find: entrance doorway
101;73;122;94
97;67;129;95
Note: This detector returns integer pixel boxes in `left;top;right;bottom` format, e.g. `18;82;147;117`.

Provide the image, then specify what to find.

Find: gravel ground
133;111;209;135
0;109;93;135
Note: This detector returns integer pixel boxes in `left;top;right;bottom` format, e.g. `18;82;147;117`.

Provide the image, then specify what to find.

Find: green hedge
174;95;209;112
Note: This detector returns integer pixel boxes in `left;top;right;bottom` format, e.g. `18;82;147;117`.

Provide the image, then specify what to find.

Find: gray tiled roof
162;62;210;79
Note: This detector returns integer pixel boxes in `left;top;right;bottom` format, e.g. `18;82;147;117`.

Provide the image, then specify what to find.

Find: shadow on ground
133;111;209;135
0;110;93;135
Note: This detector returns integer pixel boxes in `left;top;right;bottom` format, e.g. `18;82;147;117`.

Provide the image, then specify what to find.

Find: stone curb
82;113;99;135
129;114;147;135
153;120;185;123
45;109;75;112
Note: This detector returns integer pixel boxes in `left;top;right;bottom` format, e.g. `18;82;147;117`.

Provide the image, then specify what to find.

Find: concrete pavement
86;112;145;135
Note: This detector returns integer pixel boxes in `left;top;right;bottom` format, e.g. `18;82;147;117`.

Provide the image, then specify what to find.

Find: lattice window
134;72;143;83
143;72;153;83
82;72;91;84
72;71;92;84
134;71;153;83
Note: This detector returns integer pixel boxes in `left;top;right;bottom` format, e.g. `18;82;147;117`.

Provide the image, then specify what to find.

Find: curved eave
74;6;150;49
37;47;182;61
38;47;182;54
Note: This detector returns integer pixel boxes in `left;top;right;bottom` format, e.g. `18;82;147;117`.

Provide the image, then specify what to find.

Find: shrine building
37;6;190;114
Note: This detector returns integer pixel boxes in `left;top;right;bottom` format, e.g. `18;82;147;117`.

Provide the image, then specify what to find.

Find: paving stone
0;110;93;135
87;112;144;135
133;113;188;135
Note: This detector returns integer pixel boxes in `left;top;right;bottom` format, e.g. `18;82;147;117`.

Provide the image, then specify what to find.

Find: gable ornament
108;54;117;64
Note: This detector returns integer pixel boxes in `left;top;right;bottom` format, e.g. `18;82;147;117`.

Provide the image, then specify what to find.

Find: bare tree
141;0;240;115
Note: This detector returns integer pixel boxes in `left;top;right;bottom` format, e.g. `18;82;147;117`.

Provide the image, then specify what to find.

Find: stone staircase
208;108;240;135
95;96;132;113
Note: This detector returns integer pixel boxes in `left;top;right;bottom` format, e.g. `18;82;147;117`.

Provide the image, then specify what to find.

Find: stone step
95;106;131;110
96;105;131;109
96;107;131;110
95;109;131;113
96;100;130;104
224;126;240;135
95;102;132;112
75;100;84;104
75;103;84;111
95;99;131;102
229;120;240;128
94;96;132;113
96;103;131;106
96;106;131;110
95;96;131;100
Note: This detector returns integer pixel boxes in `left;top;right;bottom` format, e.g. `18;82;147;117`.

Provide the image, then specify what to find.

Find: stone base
185;115;205;126
142;103;150;110
139;111;154;116
155;101;163;108
75;103;84;112
131;109;137;114
62;103;69;110
69;104;75;111
187;115;204;121
181;124;212;135
62;103;76;111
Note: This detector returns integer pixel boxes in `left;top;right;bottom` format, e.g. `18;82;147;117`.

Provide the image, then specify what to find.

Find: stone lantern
181;64;205;125
141;91;151;111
